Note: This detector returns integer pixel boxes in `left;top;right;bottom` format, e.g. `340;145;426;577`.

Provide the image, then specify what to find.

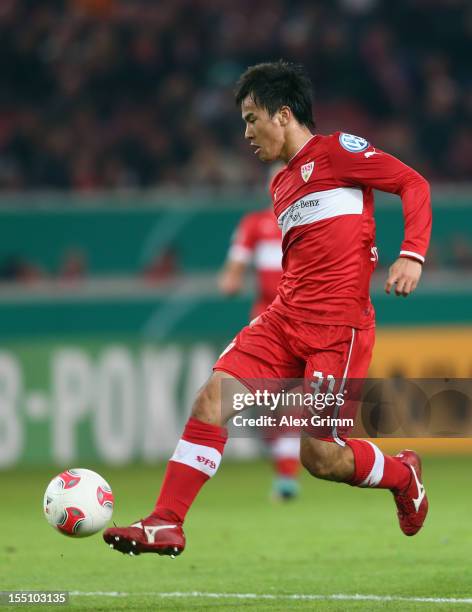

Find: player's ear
278;106;291;127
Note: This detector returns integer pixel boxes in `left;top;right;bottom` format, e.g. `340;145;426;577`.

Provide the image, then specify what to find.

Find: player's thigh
214;311;304;421
192;370;248;425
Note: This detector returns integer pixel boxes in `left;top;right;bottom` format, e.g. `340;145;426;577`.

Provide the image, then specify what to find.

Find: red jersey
270;132;432;329
228;208;282;316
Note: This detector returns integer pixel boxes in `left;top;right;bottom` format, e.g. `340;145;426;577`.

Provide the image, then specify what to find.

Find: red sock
275;457;300;478
272;436;301;478
153;417;227;523
345;439;411;491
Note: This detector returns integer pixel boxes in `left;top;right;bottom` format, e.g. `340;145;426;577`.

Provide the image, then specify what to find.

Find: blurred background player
219;165;301;501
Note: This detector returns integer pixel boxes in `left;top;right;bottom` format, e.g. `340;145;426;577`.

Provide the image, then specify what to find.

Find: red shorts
214;309;375;442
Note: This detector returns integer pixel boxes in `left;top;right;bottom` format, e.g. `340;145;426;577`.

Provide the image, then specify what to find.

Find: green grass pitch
1;456;471;611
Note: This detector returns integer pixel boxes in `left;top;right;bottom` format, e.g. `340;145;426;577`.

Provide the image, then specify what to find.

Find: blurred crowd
0;245;180;284
0;0;470;191
2;233;472;285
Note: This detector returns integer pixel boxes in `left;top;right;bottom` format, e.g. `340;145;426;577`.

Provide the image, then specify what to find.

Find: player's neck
280;127;315;164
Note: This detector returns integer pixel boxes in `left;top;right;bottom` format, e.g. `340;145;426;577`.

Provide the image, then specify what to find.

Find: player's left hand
385;257;422;297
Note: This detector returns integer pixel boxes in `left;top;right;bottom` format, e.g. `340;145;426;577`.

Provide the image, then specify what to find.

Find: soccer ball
43;468;114;537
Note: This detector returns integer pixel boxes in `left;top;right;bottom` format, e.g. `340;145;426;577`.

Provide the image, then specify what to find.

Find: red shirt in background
229;208;282;319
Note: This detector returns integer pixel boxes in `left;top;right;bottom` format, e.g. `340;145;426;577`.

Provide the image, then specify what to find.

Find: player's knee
191;374;222;425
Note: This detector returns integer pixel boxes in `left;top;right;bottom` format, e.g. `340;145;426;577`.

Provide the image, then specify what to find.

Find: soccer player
104;61;431;557
219;173;301;500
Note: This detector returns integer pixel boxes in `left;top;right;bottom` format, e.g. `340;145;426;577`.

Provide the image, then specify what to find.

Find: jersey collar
287;134;317;166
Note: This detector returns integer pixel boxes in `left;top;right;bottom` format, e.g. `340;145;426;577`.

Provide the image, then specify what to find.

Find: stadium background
0;0;471;467
0;1;472;609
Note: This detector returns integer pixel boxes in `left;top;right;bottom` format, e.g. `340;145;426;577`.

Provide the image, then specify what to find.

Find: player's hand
385;257;422;297
218;272;242;295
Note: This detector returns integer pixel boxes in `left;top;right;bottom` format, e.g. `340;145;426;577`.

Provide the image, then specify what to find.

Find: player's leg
104;311;303;555
300;434;412;488
269;436;301;500
151;369;236;525
103;369;233;557
299;326;428;536
300;434;428;536
299;435;354;481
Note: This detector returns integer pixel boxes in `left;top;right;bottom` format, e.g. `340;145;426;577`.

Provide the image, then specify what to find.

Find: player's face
241;96;285;162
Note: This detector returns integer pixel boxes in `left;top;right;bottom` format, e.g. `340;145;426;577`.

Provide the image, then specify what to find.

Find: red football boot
103;514;185;557
392;450;428;536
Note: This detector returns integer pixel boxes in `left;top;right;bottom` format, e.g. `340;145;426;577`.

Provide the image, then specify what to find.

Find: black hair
235;60;315;129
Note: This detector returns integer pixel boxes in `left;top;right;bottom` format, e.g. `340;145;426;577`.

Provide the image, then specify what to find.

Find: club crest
301;161;314;182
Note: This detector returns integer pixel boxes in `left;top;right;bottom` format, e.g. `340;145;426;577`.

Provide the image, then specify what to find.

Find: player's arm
218;259;247;295
218;215;255;296
329;134;432;297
